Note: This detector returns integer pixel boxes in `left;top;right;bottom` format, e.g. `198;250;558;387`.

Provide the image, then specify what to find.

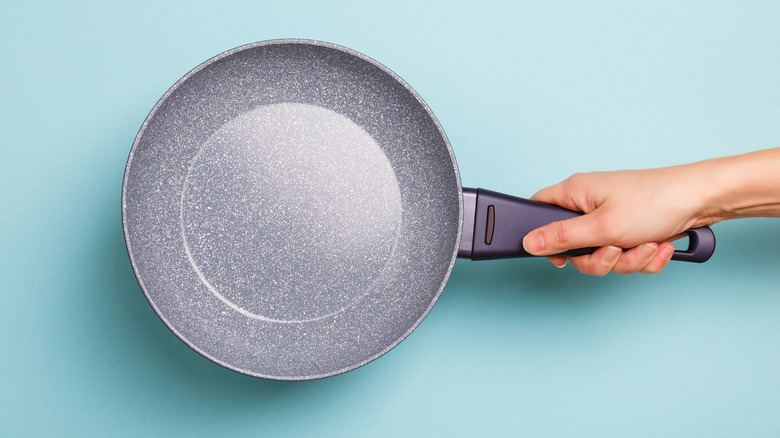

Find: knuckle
612;258;638;275
592;268;611;277
612;267;635;275
564;172;594;195
541;221;571;250
571;254;610;276
566;172;588;185
553;222;569;246
585;265;611;276
641;260;668;274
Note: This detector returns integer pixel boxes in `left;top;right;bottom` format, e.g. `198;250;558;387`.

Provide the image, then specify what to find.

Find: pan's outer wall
122;40;463;380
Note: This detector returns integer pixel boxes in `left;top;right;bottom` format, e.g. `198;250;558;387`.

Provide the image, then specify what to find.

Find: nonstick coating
122;40;462;380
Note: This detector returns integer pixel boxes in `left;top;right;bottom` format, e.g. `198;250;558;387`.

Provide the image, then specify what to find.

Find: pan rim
121;39;463;380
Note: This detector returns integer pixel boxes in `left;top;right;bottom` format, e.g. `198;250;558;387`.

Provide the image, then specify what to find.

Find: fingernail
523;232;545;253
554;259;567;268
638;243;658;260
659;245;675;261
603;246;622;265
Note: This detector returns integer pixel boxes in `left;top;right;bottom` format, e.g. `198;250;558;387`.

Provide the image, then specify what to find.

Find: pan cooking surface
122;40;461;379
181;103;403;322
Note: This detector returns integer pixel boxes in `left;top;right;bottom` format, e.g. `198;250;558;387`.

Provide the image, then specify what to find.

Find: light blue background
2;1;779;436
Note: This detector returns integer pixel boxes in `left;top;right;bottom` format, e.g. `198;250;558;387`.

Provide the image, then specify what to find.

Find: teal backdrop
2;1;779;436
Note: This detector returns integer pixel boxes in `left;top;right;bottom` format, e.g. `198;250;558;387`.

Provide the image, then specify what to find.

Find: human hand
521;166;717;275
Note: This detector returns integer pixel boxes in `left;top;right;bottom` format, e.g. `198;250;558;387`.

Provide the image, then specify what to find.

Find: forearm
525;147;780;275
694;148;780;222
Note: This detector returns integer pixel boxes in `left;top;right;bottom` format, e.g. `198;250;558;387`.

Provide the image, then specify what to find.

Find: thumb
522;212;608;256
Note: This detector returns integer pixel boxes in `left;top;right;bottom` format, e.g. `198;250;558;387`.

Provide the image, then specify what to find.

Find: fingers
523;212;608;256
546;256;568;268
530;183;568;205
638;242;676;274
557;245;622;276
610;243;658;275
550;242;676;275
530;173;596;212
528;171;686;276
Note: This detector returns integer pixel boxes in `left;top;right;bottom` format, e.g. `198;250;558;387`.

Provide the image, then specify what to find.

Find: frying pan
122;40;715;380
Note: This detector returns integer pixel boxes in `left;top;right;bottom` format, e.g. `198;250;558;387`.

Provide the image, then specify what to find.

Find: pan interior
181;102;402;323
122;41;461;380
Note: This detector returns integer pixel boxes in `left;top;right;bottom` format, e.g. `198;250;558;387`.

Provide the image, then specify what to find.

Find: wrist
691;149;780;222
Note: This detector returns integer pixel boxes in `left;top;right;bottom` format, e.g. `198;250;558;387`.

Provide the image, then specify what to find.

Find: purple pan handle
466;188;715;263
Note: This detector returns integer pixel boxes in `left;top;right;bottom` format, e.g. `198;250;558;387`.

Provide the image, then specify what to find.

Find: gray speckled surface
122;40;462;380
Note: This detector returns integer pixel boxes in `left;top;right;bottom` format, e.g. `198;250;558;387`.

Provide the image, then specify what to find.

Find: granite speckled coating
122;40;462;380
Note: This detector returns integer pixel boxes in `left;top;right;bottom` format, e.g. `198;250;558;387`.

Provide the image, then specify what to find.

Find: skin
521;148;780;275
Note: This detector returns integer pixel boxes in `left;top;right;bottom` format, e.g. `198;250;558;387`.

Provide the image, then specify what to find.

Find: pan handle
464;188;715;263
